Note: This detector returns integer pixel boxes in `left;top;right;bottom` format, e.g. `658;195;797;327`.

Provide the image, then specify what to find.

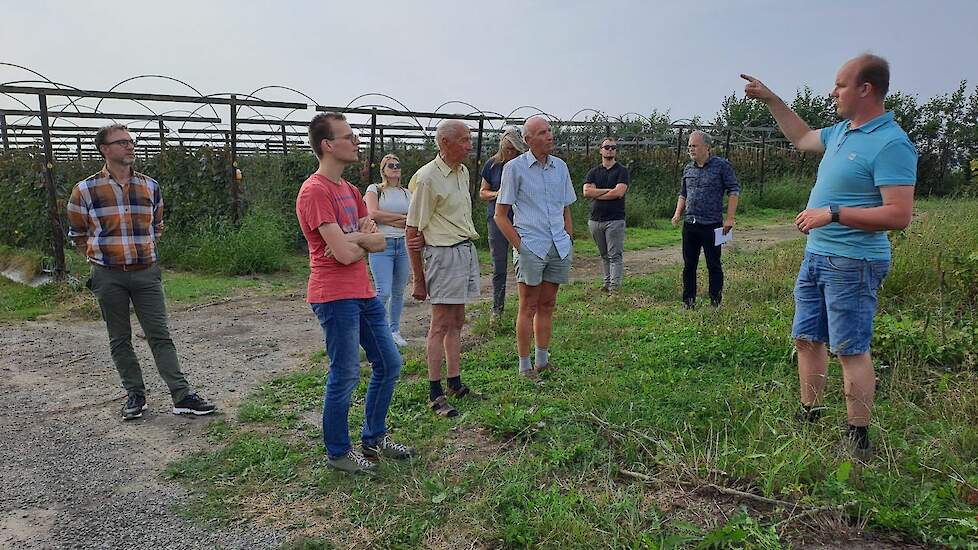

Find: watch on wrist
829;204;840;224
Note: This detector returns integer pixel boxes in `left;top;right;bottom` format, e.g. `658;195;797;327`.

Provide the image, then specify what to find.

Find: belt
448;239;473;248
98;262;154;272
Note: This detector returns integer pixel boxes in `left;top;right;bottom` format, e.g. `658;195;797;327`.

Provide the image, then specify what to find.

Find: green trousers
89;264;191;402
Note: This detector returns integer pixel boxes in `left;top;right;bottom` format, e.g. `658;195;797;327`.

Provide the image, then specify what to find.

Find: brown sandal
446;383;470;399
428;395;459;417
535;362;557;374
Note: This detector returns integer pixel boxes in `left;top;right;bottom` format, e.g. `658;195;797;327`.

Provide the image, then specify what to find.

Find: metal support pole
674;128;685;181
379;128;385;154
38;94;66;279
229;96;240;223
0;113;8;152
473;117;484;191
76;136;82;161
724;128;732;159
280;124;287;154
368;109;377;185
158;118;166;151
759;131;766;201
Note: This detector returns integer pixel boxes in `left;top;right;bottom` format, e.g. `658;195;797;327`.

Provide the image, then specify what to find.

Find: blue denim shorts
791;252;890;355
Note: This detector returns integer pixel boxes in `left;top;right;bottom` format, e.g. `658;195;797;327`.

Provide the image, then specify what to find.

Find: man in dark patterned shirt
671;130;740;308
67;124;216;421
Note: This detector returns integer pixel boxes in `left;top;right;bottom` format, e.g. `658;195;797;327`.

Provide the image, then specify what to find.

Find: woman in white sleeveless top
364;154;412;346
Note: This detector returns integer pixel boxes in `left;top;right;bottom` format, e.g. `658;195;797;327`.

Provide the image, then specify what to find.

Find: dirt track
0;224;805;549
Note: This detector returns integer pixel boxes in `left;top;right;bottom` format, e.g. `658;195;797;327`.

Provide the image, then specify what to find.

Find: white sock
535;347;549;368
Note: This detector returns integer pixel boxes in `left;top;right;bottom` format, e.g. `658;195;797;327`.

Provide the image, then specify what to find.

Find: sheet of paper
714;228;733;246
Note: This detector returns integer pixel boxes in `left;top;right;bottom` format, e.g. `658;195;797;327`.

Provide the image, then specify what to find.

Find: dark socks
848;425;870;449
447;376;462;392
429;380;444;402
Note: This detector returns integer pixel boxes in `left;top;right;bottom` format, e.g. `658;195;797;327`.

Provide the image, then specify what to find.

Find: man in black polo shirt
671;130;740;308
583;137;630;292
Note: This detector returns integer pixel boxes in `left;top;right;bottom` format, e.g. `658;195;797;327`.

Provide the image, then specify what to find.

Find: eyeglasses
106;139;136;148
601;145;617;150
329;133;360;144
386;162;401;169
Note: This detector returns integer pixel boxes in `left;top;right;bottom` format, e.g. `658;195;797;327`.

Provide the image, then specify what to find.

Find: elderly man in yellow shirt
406;119;480;418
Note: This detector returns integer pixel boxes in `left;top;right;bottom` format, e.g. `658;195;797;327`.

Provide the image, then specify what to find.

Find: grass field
163;199;978;548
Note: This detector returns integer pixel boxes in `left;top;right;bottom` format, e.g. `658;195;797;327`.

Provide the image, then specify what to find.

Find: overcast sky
3;0;977;123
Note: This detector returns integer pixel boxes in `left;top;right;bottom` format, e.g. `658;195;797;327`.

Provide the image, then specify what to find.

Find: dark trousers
682;221;723;306
487;216;510;313
89;264;191;402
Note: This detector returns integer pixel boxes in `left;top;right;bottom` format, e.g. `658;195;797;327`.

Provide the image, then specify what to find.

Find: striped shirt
497;151;577;259
67;167;163;267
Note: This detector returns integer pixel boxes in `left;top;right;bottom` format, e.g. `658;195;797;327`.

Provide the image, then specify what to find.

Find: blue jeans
311;298;403;458
791;252;890;356
368;237;410;333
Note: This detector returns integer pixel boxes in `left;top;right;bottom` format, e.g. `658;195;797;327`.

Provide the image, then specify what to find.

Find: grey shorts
423;241;480;304
513;242;572;286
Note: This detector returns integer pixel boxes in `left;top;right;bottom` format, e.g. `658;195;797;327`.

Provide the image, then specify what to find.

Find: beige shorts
423;241;480;304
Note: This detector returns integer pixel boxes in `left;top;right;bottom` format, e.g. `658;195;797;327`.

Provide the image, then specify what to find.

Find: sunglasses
386;162;401;169
601;145;617;150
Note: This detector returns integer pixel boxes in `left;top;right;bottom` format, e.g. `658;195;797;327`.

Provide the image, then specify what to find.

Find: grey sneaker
327;450;376;475
391;332;408;347
363;436;417;460
122;393;147;420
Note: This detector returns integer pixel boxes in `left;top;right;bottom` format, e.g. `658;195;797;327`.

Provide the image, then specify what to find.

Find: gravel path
0;224;804;549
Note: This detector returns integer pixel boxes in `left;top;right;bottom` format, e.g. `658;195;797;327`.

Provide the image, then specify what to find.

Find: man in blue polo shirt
743;53;917;460
495;116;576;382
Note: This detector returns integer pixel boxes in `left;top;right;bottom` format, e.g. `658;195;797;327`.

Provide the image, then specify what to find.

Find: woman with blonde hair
364;153;412;346
479;126;527;319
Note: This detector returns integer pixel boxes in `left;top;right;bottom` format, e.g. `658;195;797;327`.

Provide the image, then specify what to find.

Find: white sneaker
391;332;408;347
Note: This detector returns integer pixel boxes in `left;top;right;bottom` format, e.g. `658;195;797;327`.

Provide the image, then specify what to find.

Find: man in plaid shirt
67;124;215;420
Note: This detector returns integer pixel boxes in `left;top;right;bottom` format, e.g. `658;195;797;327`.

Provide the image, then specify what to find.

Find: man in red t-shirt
296;112;416;475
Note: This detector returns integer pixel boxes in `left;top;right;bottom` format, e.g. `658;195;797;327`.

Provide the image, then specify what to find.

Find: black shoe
846;426;874;461
172;393;217;416
122;393;147;420
794;405;823;423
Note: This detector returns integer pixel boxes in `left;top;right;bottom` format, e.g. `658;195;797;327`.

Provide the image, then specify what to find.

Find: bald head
523;116;554;157
844;53;890;100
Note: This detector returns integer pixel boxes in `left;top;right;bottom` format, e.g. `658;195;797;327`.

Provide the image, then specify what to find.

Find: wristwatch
829;204;840;224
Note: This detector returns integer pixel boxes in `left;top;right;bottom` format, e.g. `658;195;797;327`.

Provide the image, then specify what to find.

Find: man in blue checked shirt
671;130;741;309
494;116;576;383
743;53;917;461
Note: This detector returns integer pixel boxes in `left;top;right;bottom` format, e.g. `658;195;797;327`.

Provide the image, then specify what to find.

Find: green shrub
158;205;289;275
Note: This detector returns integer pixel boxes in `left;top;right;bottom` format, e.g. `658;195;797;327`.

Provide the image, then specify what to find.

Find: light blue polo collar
847;111;894;134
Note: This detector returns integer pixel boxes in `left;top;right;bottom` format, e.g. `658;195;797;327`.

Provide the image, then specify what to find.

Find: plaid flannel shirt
66;167;163;267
